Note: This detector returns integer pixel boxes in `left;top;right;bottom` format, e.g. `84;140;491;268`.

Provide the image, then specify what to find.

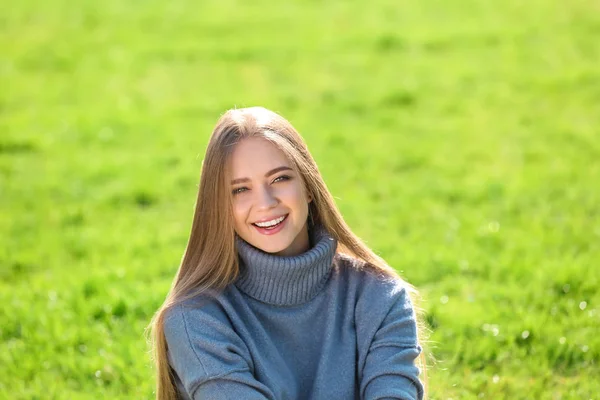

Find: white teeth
255;215;286;228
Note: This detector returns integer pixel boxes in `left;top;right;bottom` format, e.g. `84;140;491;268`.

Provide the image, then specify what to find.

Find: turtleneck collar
234;225;337;306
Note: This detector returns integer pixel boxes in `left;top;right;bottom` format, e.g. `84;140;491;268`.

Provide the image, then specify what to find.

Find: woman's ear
304;186;313;203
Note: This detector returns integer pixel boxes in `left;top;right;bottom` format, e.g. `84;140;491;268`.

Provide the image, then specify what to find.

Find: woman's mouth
252;214;288;235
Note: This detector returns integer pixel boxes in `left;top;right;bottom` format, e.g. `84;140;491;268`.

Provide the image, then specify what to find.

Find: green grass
1;0;599;398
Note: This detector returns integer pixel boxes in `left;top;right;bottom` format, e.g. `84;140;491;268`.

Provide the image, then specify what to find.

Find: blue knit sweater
164;227;424;399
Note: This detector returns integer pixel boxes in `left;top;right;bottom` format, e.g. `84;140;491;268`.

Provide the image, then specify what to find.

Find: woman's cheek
233;197;251;225
280;184;304;203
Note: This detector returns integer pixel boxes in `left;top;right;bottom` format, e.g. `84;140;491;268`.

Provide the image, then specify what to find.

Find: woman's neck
234;225;337;306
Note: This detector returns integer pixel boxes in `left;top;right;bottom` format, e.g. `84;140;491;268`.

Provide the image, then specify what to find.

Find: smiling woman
148;107;426;400
229;138;311;256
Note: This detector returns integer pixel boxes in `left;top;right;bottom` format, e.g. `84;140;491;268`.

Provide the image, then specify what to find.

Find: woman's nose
255;184;278;210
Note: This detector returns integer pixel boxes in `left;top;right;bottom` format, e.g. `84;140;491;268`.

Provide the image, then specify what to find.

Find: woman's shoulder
333;253;417;324
334;253;412;299
334;254;419;349
163;290;232;336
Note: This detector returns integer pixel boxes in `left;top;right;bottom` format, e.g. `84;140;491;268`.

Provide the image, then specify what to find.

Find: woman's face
229;137;311;256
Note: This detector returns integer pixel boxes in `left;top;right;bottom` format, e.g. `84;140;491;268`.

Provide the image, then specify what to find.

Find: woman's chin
239;220;309;256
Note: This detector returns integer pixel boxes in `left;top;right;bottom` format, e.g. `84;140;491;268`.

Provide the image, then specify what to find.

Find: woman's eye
232;187;248;195
273;175;291;183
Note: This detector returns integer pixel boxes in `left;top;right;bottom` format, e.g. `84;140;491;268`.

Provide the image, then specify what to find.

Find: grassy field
1;0;599;398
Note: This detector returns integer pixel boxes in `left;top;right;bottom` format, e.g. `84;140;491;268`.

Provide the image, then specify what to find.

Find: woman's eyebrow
230;166;293;185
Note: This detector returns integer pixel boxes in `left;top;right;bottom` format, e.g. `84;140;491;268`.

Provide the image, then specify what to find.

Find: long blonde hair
148;106;427;399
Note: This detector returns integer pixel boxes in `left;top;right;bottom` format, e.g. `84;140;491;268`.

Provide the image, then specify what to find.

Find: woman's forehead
228;137;293;179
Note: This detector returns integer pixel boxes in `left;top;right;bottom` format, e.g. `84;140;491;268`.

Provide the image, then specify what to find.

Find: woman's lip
252;214;288;235
252;214;288;224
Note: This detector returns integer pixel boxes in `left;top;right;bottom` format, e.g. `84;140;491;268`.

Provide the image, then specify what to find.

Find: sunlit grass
1;0;599;398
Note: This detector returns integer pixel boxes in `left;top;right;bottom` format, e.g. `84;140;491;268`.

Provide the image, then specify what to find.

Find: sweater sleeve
359;284;424;400
163;302;275;400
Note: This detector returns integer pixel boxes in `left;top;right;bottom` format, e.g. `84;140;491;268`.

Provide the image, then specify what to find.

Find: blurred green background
1;0;599;398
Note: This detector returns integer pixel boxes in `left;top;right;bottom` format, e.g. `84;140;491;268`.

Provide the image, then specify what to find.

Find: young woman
149;107;425;400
